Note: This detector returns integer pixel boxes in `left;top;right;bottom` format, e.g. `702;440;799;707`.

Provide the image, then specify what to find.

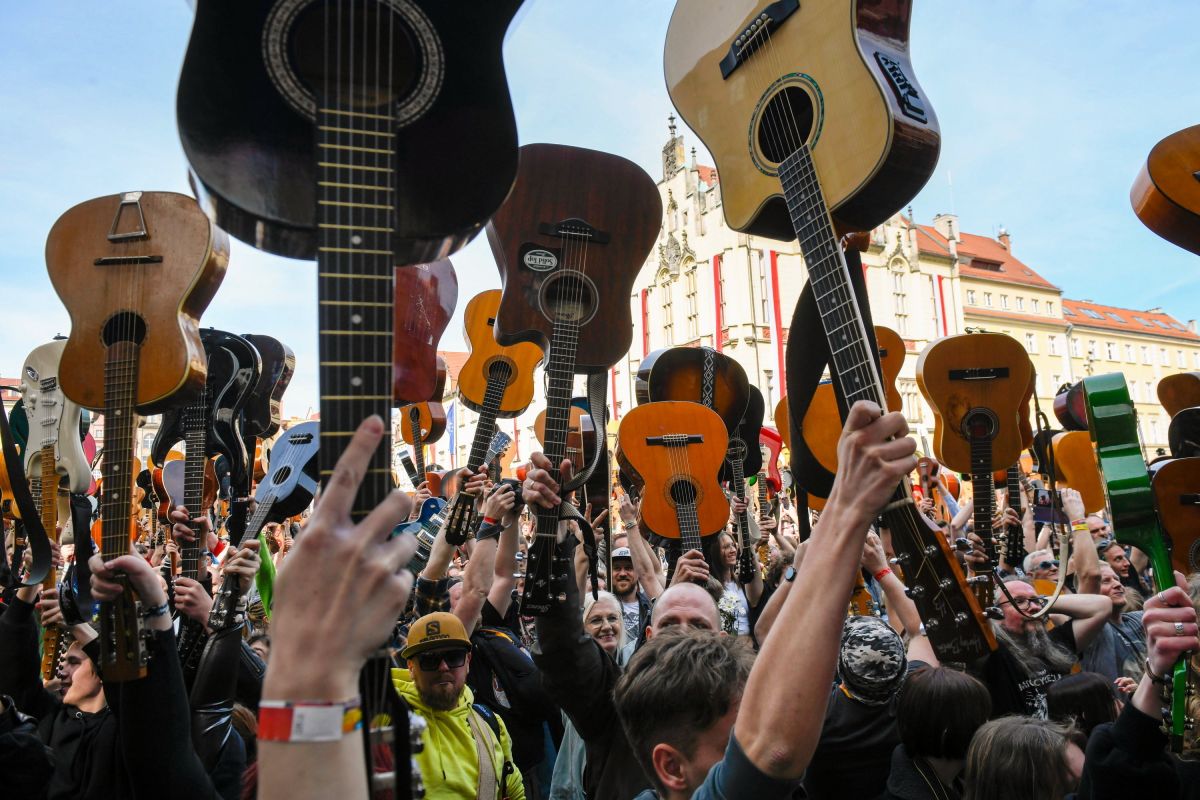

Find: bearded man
971;578;1108;718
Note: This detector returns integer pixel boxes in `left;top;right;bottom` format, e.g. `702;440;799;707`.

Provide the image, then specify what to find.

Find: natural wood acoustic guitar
1131;124;1200;257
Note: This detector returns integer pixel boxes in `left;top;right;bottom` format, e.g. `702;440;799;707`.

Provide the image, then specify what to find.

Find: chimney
1189;319;1196;333
932;212;958;243
998;225;1011;252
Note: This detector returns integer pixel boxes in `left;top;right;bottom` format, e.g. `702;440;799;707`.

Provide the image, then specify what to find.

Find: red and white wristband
259;697;363;743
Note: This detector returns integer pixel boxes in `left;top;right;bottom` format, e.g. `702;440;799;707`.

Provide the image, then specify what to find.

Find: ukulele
1131;124;1200;257
398;355;448;482
491;143;661;614
616;401;730;548
665;0;997;658
393;259;457;405
1081;373;1188;750
47;190;227;681
917;332;1033;609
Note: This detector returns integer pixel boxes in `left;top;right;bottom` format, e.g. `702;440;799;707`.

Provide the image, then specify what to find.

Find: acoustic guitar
665;0;994;659
1050;431;1107;514
47;190;227;681
240;334;295;441
1158;372;1200;418
917;332;1033;610
458;289;545;417
1081;373;1187;750
393;259;457;405
645;346;750;434
616;401;730;548
1150;457;1200;577
727;388;766;584
398;355;448;482
491;143;661;614
1131;124;1200;257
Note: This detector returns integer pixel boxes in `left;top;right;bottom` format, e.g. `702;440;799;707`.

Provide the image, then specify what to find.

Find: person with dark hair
881;667;992;800
962;716;1085;800
1046;672;1119;740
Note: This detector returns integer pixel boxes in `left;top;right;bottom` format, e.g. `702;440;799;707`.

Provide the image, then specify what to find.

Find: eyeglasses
1000;595;1046;610
416;649;469;672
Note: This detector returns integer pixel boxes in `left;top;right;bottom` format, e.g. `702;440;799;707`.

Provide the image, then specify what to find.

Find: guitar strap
70;492;95;610
0;397;50;585
553;371;609;600
784;247;879;513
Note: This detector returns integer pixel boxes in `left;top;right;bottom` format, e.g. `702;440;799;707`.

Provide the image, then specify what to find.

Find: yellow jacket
392;667;526;800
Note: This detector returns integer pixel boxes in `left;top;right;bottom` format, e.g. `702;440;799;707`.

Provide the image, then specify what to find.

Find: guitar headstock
98;578;148;682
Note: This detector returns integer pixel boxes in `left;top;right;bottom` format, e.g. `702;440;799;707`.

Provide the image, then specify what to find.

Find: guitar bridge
536;219;610;244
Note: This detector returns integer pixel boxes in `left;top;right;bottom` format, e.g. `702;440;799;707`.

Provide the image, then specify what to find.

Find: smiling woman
583;590;628;658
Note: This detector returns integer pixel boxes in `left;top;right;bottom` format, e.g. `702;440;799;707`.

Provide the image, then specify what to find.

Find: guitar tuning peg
905;585;926;600
953;537;971;552
985;606;1004;620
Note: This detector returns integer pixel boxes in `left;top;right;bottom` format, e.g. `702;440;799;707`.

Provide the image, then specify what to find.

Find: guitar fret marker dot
351;314;363;324
351;235;363;245
351;376;363;387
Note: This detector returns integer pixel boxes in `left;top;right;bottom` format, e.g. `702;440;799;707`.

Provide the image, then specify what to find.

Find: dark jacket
1077;702;1180;799
877;745;961;800
533;539;650;800
0;693;55;799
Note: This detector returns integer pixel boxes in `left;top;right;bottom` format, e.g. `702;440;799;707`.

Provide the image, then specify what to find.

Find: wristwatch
784;566;797;583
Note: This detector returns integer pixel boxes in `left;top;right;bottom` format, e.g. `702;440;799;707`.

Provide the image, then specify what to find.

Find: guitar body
1151;457;1200;575
635;349;667;406
664;0;939;238
616;402;729;542
177;0;523;263
490;143;662;371
19;340;91;494
160;457;219;517
457;290;544;417
1158;372;1200;418
399;356;448;447
758;426;783;493
1051;431;1107;514
1082;373;1188;748
393;259;457;405
241;334;295;439
646;346;750;434
724;386;765;482
534;405;589;470
1131;124;1200;257
1169;408;1200;459
47;192;228;413
916;333;1033;474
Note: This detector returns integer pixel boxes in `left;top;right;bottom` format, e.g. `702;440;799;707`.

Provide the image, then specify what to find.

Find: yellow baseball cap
402;612;472;659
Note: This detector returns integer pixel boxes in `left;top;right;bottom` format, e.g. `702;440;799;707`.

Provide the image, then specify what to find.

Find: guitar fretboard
182;385;208;580
315;102;397;519
101;344;140;561
465;362;512;471
969;434;997;605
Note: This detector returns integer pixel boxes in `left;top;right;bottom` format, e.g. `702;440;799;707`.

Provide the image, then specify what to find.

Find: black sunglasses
416;649;469;672
1035;560;1059;571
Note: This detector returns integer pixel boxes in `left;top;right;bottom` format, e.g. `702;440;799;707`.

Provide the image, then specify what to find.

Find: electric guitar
47;190;227;681
666;0;994;659
917;332;1033;609
1082;373;1188;750
240;334;295;442
1131;124;1200;257
616;402;730;552
439;430;513;547
491;143;661;615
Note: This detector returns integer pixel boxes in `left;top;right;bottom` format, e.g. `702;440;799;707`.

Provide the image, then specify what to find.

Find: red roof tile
1061;300;1199;341
438;350;469;385
912;225;1059;290
696;164;719;186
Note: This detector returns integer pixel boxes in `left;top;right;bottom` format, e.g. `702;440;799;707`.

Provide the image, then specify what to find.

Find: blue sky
2;1;1198;416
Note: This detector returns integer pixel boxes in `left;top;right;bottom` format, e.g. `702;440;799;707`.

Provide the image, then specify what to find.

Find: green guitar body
1081;372;1186;748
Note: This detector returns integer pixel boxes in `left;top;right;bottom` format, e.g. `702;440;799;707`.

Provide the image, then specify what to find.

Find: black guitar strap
785;246;880;513
554;371;609;600
0;397;50;586
70;492;95;610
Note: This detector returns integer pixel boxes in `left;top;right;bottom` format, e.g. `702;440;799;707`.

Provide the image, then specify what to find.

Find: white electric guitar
20;339;91;498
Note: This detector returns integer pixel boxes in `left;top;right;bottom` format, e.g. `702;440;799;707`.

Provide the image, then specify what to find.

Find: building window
1000;294;1009;309
1178;350;1186;368
1016;297;1025;311
1150;416;1160;442
1071;338;1082;357
1025;333;1037;353
1035;373;1043;395
1031;298;1040;313
1048;335;1059;356
1195;352;1200;369
758;252;770;324
892;270;908;336
1052;374;1062;391
1125;344;1134;362
1046;301;1055;315
967;289;976;305
660;276;674;343
1160;347;1169;366
685;267;699;339
1146;381;1154;401
1087;340;1097;358
1130;382;1139;402
1141;345;1151;364
1105;342;1116;360
984;292;993;307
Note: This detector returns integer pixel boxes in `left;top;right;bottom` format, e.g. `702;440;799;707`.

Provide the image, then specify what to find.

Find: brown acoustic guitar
393;259;457;406
47;190;227;682
1131;124;1200;257
1150;457;1200;576
1051;431;1108;514
616;401;730;547
1159;372;1200;418
917;332;1033;610
491;143;661;614
398;355;448;482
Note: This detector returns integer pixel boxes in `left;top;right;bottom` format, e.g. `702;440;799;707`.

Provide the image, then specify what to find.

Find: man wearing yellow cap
394;611;526;800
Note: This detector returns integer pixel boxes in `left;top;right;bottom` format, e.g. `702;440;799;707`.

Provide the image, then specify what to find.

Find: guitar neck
315;102;396;521
408;409;426;478
39;446;58;588
675;497;704;556
100;343;140;561
969;435;997;606
533;318;581;540
464;365;511;472
182;389;208;580
1006;464;1021;512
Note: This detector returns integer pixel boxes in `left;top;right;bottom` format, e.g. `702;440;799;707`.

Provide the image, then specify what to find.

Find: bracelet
873;567;892;582
623;520;638;531
475;521;502;542
259;697;363;742
482;516;499;525
1145;659;1169;685
1071;523;1089;533
142;601;170;619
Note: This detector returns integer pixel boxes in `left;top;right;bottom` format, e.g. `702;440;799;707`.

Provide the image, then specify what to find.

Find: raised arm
619;492;664;599
737;402;917;779
487;498;521;618
455;483;515;636
1060;488;1101;596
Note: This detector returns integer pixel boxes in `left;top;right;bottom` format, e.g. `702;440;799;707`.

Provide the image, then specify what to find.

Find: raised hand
827;401;916;527
174;577;213;626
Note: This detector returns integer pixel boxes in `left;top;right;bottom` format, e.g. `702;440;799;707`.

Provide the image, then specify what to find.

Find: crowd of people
2;403;1199;799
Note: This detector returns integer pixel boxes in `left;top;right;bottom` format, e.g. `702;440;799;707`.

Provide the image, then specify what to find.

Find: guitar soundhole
1189;539;1200;573
290;1;419;109
668;477;699;507
485;357;517;388
101;312;147;346
540;273;598;326
757;85;815;164
273;465;293;485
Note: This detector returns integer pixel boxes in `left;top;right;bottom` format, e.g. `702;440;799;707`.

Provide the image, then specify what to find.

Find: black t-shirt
972;623;1077;718
801;660;928;800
